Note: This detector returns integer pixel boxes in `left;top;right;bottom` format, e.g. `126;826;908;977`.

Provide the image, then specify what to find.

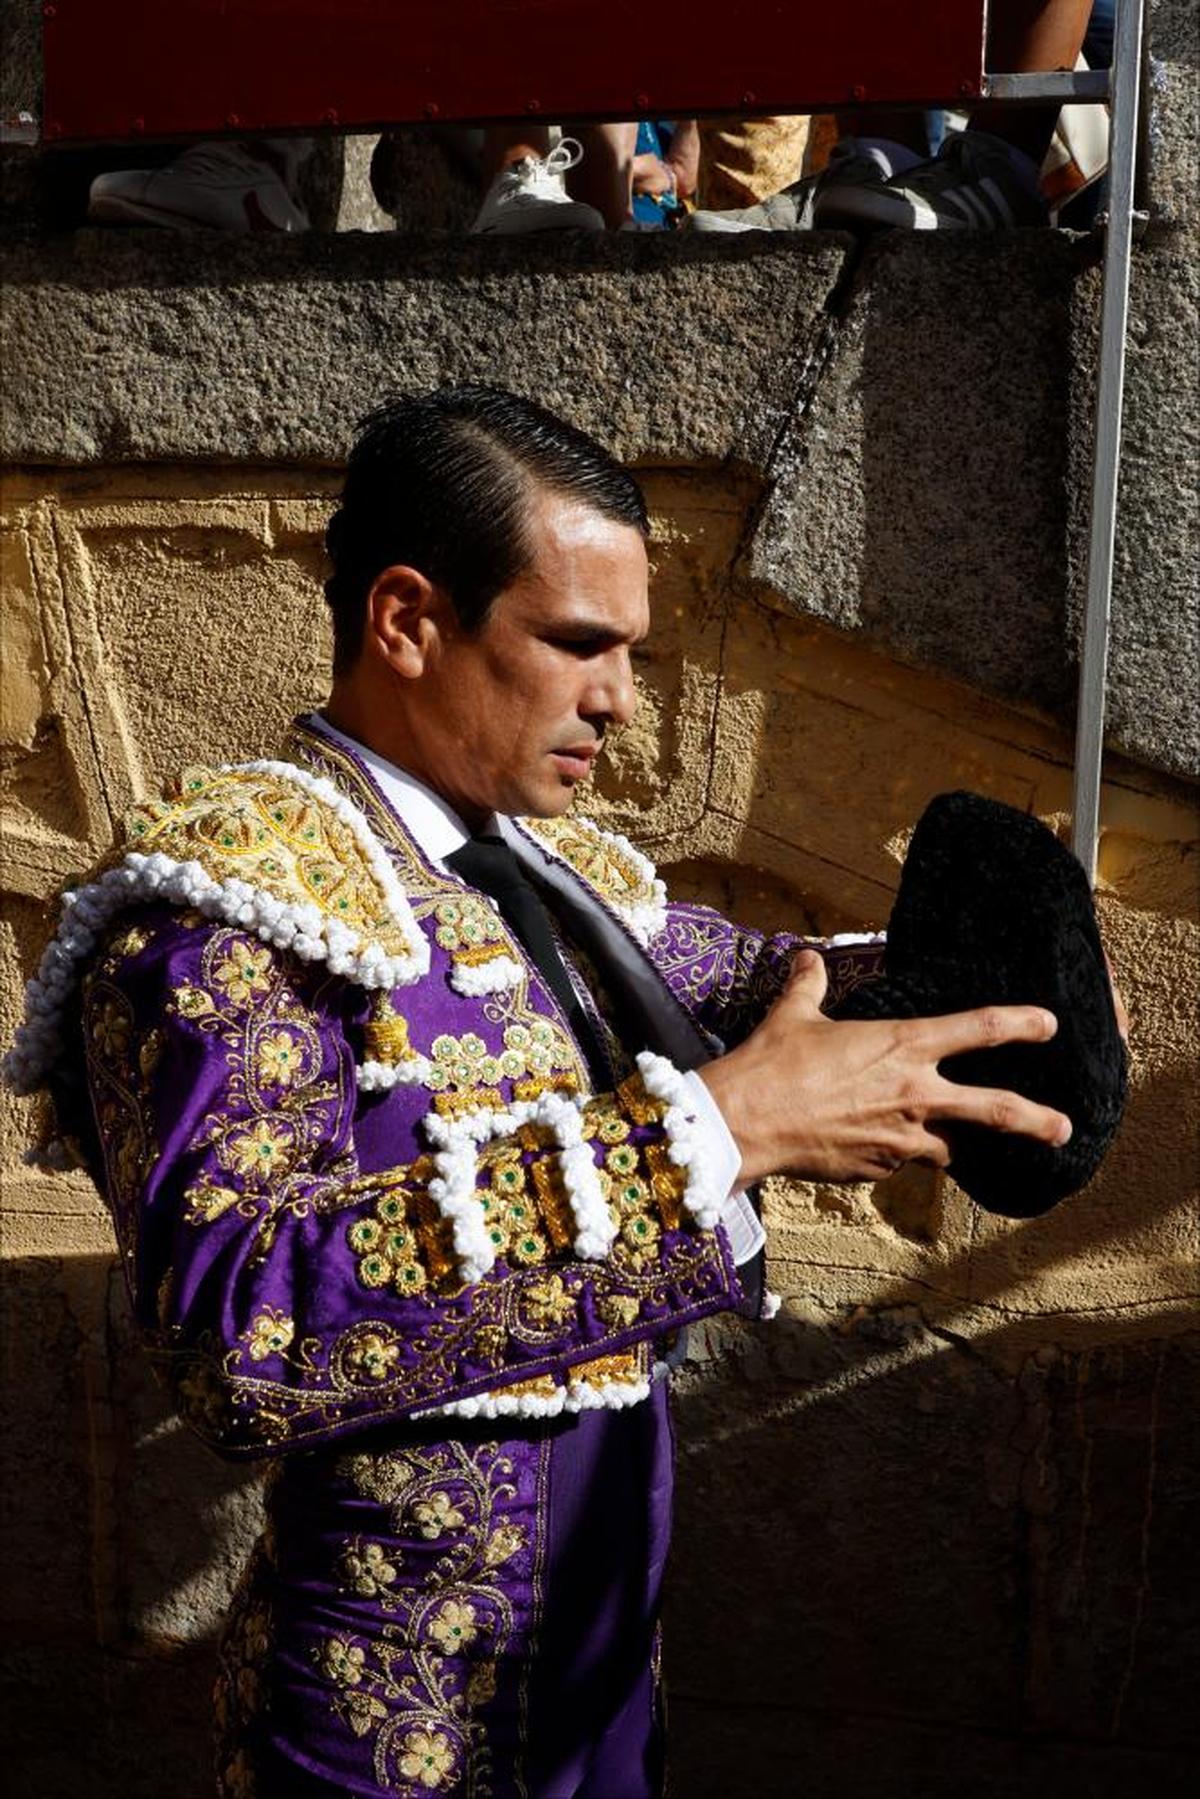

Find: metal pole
1070;0;1146;880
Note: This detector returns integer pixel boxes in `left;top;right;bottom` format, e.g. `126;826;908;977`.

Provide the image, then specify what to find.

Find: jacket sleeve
81;908;742;1457
648;900;886;1049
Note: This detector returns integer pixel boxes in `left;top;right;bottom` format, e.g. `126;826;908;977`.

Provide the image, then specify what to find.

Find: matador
5;386;1075;1797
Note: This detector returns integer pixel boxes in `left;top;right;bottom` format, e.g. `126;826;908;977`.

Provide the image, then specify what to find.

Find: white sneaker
87;141;310;232
471;138;604;235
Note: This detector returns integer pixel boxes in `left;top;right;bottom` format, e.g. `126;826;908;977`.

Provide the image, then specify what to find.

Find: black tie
446;833;610;1085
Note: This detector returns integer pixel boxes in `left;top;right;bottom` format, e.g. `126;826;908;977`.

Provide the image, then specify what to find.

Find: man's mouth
550;744;600;780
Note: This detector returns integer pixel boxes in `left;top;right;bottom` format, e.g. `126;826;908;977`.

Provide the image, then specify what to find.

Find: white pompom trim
634;1049;724;1231
522;816;668;947
419;1082;616;1281
824;931;887;947
448;955;525;997
356;1056;433;1093
2;760;430;1099
414;1367;651;1422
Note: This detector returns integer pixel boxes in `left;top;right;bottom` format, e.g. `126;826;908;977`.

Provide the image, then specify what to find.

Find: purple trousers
216;1384;673;1798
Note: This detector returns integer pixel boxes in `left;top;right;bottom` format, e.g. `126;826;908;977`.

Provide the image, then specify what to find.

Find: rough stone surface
3;224;1196;776
0;231;845;479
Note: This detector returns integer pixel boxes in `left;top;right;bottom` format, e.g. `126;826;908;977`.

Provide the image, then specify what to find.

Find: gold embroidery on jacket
313;1440;540;1793
124;763;417;960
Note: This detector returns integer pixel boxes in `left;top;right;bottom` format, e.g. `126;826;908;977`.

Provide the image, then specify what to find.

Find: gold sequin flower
255;1029;304;1087
522;1274;576;1328
212;941;273;1005
398;1727;457;1790
483;1521;526;1567
90;999;132;1061
412;1491;466;1539
344;1331;400;1381
320;1636;365;1687
226;1118;294;1180
341;1540;399;1597
427;1598;478;1653
246;1307;295;1362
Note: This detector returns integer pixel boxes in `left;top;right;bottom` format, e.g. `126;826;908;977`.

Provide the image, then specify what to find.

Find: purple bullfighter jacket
6;718;882;1798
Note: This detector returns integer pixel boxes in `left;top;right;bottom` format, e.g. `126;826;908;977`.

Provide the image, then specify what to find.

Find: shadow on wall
4;1243;1199;1795
666;1317;1200;1799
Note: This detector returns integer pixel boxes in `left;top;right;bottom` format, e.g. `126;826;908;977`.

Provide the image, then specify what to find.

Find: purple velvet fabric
71;726;883;1796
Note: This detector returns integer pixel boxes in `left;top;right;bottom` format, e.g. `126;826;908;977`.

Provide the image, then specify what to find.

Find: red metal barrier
42;1;988;145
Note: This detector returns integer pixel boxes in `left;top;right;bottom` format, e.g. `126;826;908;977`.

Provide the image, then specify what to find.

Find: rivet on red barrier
851;84;867;102
635;92;650;110
423;101;440;119
130;117;145;134
226;113;241;129
742;91;756;106
323;107;339;125
526;99;542;113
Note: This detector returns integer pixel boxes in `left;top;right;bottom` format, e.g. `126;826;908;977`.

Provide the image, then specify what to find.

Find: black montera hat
832;790;1128;1217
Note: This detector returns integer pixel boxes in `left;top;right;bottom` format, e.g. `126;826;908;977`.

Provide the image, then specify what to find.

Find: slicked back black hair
324;384;650;672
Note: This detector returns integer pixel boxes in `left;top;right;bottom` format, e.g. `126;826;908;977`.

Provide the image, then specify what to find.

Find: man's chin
517;772;586;820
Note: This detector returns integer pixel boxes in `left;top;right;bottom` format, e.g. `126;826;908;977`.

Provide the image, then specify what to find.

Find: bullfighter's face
388;487;650;828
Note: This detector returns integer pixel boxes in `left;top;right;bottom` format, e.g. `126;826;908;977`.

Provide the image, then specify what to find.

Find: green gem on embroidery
378;1195;403;1223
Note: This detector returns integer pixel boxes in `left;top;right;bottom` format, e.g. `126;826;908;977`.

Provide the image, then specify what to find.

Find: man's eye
551;636;606;657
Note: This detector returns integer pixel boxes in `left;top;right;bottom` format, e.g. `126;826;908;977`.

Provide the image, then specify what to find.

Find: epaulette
3;760;428;1097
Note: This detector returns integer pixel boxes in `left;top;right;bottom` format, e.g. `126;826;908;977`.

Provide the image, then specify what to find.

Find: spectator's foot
472;138;605;234
87;141;309;231
831;130;1048;231
689;139;899;234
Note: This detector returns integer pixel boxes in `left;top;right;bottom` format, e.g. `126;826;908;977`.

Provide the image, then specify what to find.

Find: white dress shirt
307;713;760;1266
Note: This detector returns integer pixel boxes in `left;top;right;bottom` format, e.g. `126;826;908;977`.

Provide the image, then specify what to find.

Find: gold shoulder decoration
3;758;429;1100
518;815;667;947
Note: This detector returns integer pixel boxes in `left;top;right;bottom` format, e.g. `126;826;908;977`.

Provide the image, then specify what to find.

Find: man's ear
366;565;442;677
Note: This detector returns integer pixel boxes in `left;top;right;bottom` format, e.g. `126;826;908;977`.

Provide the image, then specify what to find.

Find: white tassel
634;1050;724;1231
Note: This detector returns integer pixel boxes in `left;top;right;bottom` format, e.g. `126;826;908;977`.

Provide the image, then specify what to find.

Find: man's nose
592;647;636;728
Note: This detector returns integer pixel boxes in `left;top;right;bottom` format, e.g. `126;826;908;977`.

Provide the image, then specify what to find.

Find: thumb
784;946;829;1013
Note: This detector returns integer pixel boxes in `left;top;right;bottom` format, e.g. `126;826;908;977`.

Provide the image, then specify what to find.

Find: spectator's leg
975;0;1094;164
481;126;554;182
561;124;638;229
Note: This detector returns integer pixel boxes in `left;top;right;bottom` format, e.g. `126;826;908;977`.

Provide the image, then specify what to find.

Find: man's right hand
697;949;1073;1188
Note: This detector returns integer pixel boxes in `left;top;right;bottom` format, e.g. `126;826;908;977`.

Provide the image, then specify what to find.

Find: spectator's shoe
472;138;604;234
88;142;309;231
689;141;889;233
831;130;1048;231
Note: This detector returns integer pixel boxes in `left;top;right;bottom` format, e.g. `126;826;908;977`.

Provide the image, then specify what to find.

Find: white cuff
680;1068;765;1267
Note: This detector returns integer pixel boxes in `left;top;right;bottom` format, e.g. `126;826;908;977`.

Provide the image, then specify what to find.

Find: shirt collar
305;712;485;865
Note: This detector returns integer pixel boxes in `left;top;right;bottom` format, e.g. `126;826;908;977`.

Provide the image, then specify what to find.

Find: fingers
912;1003;1059;1060
931;1077;1072;1146
783;946;829;1012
